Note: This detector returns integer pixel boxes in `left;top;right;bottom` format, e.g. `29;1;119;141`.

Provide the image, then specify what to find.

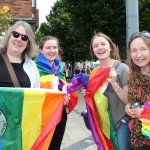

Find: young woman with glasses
0;20;40;88
125;31;150;150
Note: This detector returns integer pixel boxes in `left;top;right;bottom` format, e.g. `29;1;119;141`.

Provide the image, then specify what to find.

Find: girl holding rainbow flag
81;32;130;150
34;36;78;150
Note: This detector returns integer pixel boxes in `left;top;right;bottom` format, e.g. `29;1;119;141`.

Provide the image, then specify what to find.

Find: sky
36;0;56;26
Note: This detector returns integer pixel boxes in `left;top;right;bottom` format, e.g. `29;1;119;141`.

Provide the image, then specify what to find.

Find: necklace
7;53;21;60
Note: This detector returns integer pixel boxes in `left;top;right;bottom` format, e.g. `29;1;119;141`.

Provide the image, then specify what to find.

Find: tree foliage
46;0;88;66
35;0;150;66
35;22;49;44
0;6;12;36
61;0;126;59
139;0;150;31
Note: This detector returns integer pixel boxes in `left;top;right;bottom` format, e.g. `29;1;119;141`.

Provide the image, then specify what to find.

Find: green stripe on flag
0;88;24;150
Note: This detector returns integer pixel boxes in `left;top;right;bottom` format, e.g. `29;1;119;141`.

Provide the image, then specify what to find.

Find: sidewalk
61;90;97;150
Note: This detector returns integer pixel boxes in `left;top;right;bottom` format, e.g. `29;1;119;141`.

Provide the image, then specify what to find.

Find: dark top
75;69;80;75
0;54;30;87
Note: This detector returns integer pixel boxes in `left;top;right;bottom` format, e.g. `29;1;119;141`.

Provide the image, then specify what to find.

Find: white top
23;56;40;88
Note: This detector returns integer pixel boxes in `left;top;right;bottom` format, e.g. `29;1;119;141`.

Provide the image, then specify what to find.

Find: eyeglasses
130;31;150;40
11;31;28;42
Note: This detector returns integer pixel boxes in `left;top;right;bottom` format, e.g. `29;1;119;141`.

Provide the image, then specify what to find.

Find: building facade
0;0;39;33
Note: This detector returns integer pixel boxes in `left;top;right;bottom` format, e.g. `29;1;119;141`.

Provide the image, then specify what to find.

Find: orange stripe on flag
31;92;65;150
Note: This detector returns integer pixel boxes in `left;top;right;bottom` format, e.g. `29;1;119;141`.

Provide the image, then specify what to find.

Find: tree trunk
71;62;75;77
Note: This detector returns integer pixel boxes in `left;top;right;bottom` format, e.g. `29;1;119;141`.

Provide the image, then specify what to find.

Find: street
61;90;97;150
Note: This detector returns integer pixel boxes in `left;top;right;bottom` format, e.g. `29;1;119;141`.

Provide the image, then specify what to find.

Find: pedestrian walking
86;66;91;74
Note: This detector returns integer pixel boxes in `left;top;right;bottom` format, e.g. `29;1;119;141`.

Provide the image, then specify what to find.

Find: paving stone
60;91;97;150
62;136;96;150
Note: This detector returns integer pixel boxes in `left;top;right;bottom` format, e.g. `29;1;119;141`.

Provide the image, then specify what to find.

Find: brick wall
0;0;33;18
0;0;39;31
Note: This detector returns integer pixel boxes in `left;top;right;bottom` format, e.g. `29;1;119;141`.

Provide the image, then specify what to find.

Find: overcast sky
36;0;56;26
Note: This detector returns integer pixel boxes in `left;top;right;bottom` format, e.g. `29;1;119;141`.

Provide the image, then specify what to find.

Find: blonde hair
1;20;37;59
90;32;120;61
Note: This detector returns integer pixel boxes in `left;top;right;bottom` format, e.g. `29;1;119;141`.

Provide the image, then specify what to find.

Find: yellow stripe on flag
22;90;45;150
94;90;110;139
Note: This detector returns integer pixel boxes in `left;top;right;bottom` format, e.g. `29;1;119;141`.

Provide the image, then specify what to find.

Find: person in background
90;66;94;71
34;36;77;150
0;20;40;88
81;67;86;73
63;67;66;77
65;67;69;77
82;32;130;150
75;66;81;75
86;65;91;74
125;31;150;150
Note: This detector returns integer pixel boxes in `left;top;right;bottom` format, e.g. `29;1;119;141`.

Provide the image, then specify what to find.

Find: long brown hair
90;32;120;61
127;32;150;80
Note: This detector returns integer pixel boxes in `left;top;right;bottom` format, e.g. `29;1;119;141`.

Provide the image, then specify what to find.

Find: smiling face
130;37;150;73
7;25;28;56
92;36;111;61
40;39;59;65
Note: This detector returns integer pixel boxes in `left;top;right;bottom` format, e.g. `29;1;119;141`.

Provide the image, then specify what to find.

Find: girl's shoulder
114;60;129;70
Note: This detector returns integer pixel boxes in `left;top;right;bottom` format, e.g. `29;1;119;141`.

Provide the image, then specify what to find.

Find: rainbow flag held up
69;68;119;150
0;87;67;150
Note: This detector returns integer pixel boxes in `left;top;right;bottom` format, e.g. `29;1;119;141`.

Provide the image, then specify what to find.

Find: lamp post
126;0;139;51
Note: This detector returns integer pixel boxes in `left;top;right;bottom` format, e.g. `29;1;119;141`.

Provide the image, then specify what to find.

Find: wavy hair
1;20;37;59
127;31;150;79
90;32;120;61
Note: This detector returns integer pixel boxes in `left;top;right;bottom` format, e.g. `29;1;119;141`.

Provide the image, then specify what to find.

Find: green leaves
0;6;13;36
35;0;150;63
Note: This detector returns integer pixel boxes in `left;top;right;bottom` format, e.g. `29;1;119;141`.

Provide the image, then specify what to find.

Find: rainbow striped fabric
34;54;78;113
139;101;150;140
0;88;67;150
69;67;119;150
85;67;119;150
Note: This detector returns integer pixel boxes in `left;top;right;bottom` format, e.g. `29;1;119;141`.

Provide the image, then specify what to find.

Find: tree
0;6;12;36
35;22;49;44
61;0;126;59
42;0;127;64
139;0;150;31
46;0;91;74
36;0;150;69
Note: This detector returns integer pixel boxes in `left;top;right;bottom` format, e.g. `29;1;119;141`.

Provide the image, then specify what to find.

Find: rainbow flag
34;54;78;113
0;87;67;150
85;68;119;150
139;101;150;140
69;68;119;150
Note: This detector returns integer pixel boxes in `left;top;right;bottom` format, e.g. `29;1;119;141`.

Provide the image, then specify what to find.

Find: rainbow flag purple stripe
67;68;119;150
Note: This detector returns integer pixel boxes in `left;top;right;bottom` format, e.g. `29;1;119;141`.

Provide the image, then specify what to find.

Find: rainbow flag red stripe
85;67;119;150
0;88;66;150
68;68;119;149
